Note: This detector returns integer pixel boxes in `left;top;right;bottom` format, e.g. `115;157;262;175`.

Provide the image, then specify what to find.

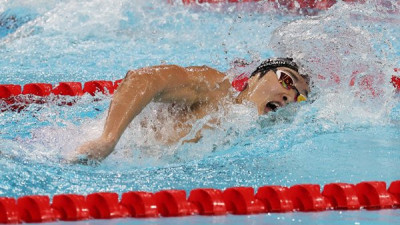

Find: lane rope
170;0;386;12
0;180;399;223
0;80;122;112
1;69;399;112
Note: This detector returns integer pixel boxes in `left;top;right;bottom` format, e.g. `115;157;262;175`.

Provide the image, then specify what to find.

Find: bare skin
70;64;309;162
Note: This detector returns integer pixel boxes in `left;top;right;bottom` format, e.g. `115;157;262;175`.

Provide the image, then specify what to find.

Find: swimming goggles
274;69;307;102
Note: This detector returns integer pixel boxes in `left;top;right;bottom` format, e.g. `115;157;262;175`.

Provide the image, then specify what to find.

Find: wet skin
70;64;309;162
236;67;309;114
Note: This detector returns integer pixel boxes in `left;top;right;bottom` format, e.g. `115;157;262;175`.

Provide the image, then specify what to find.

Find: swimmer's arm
72;65;209;162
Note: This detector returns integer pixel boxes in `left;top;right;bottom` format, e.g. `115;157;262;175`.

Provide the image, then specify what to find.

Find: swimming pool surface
0;0;399;224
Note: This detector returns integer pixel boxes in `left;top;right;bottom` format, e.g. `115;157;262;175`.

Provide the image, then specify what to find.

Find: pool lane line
171;0;371;12
0;180;399;223
0;80;121;112
1;68;399;112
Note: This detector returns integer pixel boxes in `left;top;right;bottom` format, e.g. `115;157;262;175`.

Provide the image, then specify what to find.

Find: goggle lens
276;70;295;90
275;70;307;102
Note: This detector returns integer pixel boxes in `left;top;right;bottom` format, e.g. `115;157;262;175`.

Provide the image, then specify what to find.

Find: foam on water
0;0;399;201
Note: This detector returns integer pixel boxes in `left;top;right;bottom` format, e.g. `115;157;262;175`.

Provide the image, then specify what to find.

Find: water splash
0;0;399;198
270;0;399;126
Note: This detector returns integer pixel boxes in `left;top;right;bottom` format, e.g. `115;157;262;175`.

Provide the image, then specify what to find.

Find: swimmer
70;58;310;163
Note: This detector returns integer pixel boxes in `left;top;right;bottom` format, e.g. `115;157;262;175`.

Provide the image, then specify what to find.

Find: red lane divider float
232;68;400;93
0;180;399;224
355;181;394;209
322;183;360;210
86;192;130;219
188;188;227;215
389;181;400;207
172;0;367;11
22;83;53;97
17;196;56;223
155;190;198;217
0;85;21;99
0;198;19;224
51;194;90;221
223;187;265;214
289;184;330;211
392;68;400;92
52;82;83;96
174;0;400;13
1;67;400;112
255;185;294;212
120;191;159;218
83;81;115;96
0;80;121;112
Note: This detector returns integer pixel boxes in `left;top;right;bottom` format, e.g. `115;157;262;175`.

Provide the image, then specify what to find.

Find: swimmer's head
235;58;310;115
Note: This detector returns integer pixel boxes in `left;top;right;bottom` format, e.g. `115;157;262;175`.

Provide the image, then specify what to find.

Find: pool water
0;0;399;224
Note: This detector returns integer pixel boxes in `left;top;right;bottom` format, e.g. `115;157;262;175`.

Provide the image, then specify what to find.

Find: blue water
0;0;399;224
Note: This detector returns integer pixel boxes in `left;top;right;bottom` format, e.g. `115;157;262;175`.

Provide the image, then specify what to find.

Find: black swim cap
250;58;299;78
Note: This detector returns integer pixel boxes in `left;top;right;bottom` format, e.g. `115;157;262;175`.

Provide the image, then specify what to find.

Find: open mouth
265;101;280;112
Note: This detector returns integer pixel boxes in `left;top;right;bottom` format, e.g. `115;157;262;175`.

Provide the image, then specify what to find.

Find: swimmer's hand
68;138;116;164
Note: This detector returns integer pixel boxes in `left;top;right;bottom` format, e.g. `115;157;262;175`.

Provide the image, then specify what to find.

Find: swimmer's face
245;67;310;115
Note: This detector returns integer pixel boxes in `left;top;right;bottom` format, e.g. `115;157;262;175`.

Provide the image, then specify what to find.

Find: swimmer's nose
281;95;289;106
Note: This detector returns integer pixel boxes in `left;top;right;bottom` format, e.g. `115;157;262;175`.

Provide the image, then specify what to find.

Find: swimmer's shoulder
127;64;225;81
127;64;228;90
184;65;227;84
184;65;225;76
